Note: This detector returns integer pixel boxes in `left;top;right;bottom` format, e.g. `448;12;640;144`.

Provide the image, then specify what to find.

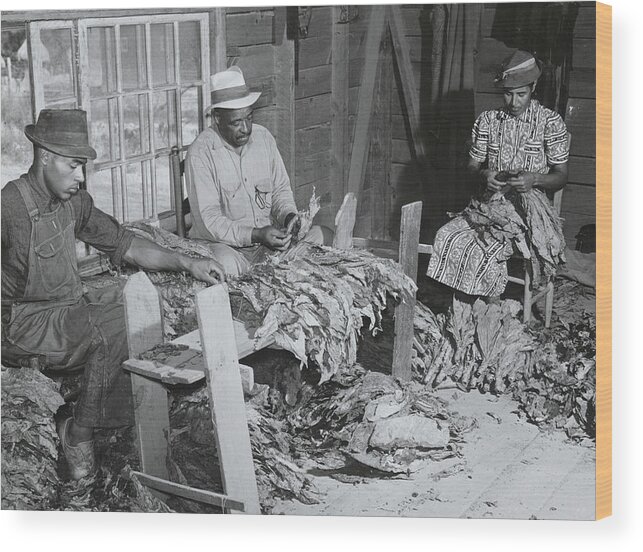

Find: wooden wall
474;2;597;246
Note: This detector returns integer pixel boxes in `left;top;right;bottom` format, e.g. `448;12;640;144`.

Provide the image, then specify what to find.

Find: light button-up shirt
185;125;297;247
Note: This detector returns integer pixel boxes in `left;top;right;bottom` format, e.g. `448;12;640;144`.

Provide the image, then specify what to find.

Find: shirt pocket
253;178;273;211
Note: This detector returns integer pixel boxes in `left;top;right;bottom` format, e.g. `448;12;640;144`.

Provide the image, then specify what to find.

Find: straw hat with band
494;50;542;90
206;66;261;112
25;109;97;160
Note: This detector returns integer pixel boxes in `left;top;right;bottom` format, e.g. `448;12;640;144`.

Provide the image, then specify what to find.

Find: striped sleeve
544;111;569;164
469;111;491;163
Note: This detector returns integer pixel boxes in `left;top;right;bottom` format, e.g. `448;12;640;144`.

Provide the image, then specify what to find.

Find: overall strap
15;180;41;222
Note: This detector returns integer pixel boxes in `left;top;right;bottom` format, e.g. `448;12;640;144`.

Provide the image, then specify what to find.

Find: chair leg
544;280;554;328
522;267;532;323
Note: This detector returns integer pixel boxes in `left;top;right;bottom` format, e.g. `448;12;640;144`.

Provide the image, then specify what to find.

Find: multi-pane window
79;15;210;224
22;14;209;232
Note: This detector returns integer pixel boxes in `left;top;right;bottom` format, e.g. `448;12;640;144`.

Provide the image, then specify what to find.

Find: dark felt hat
494;50;542;89
24;109;97;160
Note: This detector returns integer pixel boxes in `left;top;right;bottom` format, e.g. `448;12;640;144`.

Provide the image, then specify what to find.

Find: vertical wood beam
123;272;170;485
331;6;350;211
274;7;295;181
387;5;425;160
392;201;421;381
370;29;393;240
195;284;261;515
211;8;227;73
346;6;387;196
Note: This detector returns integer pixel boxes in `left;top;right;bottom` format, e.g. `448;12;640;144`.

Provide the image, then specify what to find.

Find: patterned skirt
426;217;509;297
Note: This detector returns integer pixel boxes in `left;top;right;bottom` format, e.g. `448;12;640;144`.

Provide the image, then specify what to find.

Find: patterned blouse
469;99;569;174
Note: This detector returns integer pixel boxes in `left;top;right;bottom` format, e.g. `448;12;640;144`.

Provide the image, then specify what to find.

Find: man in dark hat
426;50;569;297
185;66;323;277
1;108;226;480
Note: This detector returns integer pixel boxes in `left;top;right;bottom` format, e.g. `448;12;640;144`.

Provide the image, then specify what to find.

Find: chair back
170;146;191;237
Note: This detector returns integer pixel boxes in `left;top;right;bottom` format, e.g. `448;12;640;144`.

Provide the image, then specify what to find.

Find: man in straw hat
185;66;323;277
1;109;226;480
426;50;569;297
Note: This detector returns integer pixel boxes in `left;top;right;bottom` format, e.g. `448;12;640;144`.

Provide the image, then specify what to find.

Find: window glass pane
180;87;199;146
40;28;75;102
155;155;172;213
120;24;147;91
89;169;116;217
1;28;34;186
153;90;177;150
123;94;150;156
151;23;175;87
178;21;201;83
125;162;143;221
88;27;117;96
90;99;110;163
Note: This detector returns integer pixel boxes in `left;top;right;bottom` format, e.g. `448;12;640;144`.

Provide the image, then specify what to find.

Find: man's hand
284;213;301;238
252;225;292;251
481;169;506;192
507;171;536;193
185;258;226;284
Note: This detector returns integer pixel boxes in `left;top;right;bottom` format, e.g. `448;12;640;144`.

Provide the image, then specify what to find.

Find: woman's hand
507;172;537;193
482;169;506;192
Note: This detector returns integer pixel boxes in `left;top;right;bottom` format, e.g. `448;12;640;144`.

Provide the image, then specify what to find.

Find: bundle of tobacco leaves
168;385;321;513
125;222;417;382
457;188;565;288
291;187;320;242
511;313;596;439
414;297;536;394
1;366;64;510
286;366;477;476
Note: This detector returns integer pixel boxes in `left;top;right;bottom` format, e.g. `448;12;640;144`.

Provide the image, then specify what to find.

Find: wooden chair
122;273;262;514
506;132;570;328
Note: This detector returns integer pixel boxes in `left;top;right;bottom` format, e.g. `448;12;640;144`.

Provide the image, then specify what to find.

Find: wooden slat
568;156;596;187
295;124;331;157
392;202;421;382
225;11;274;48
295;93;331;130
572;38;596;69
295;65;332;100
304;6;332;39
481;5;496;37
195;284;261;515
574;5;597;39
568;68;596;99
370;29;393;239
274;11;295;181
295;150;331;186
392;138;411;164
565;98;596;157
333;193;357;250
130;470;245;511
331;6;350;208
346;6;387;195
298;36;332;69
122;272;169;485
401;5;423;37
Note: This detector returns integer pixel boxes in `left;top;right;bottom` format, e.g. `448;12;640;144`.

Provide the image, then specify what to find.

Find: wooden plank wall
293;6;333;209
474;2;597;247
562;3;596;246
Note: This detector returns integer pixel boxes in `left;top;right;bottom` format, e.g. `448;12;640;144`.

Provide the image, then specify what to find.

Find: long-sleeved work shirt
185;125;297;247
1;169;134;302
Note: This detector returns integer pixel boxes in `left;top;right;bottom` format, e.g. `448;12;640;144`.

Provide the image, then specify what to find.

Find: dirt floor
272;388;595;519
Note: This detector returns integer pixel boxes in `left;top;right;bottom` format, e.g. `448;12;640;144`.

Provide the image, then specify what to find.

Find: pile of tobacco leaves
410;291;595;439
1;367;63;509
125;222;417;382
1;366;169;511
458;188;566;287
